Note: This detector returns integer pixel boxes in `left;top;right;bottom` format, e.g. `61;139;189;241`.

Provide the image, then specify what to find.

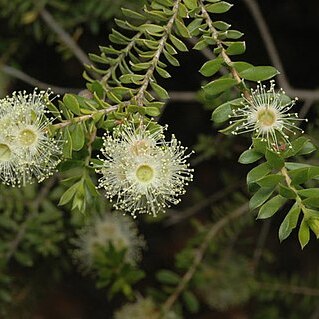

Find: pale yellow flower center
0;143;11;161
136;164;154;183
19;129;38;146
257;108;277;127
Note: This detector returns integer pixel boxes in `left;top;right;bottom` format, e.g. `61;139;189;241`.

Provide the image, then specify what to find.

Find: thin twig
52;104;119;129
0;64;81;94
243;0;319;101
198;0;250;99
0;65;199;102
39;8;91;67
257;281;319;297
165;182;244;226
135;0;182;106
159;202;249;317
299;98;315;119
252;219;271;272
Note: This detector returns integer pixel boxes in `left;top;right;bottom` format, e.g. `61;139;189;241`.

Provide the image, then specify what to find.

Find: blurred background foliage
1;0;319;318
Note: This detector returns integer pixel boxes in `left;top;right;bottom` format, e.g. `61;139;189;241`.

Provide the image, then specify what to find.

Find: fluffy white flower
96;121;193;217
229;80;307;150
0;89;62;186
113;297;181;319
73;212;145;271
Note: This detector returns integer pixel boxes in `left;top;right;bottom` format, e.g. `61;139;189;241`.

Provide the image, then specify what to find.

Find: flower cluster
73;212;145;271
0;90;62;186
96;121;193;217
113;297;180;319
229;81;307;150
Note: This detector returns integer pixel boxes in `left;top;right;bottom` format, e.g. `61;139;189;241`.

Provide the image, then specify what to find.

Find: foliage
1;0;319;318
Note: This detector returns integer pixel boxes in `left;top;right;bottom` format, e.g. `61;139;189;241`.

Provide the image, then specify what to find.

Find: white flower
0;134;21;186
0;89;62;186
113;297;181;319
96;121;193;217
229;80;307;150
73;212;145;271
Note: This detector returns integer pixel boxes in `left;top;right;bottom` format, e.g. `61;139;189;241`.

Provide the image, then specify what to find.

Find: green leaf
307;218;319;239
238;149;263;164
206;1;233;13
278;184;296;199
91;81;104;98
298;218;310;249
199;57;223;77
145;107;161;117
231;61;254;73
211;97;243;123
203;78;237;96
175;19;191;38
193;39;209;50
140;24;164;34
283;137;313;158
187;18;203;36
298;188;319;198
298;140;317;156
178;3;188;18
121;8;145;20
156;66;171;78
169;34;188;51
249;187;275;210
184;0;197;10
156;270;181;285
257;174;284;188
265;149;284;170
285;162;312;171
213;21;231;31
278;203;301;242
63;94;80;115
225;41;246;55
119;74;144;84
218;119;245;135
163;50;180;66
182;290;199;314
247;162;271;184
239;66;279;81
257;195;287;219
289;166;319;185
70;124;85;151
62;127;72;158
150;82;169;99
58;182;80;206
226;30;244;39
303;197;319;208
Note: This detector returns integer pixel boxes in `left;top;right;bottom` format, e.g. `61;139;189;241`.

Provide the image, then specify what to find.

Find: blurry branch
160;202;249;317
310;305;319;319
243;0;319;102
39;8;92;67
165;182;244;226
299;98;315;119
251;219;271;273
0;64;81;94
257;282;319;297
5;177;56;261
1;64;198;102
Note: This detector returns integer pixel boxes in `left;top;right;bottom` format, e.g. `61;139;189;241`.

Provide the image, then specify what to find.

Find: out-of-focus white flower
96;121;193;218
0;89;62;186
113;297;181;319
74;212;145;271
229;80;307;150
